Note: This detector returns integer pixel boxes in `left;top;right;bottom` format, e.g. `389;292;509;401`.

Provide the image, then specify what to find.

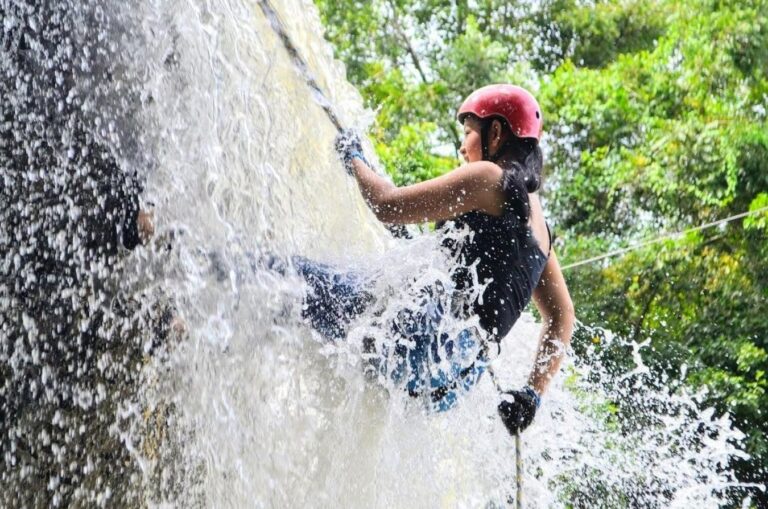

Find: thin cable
561;205;768;270
487;363;504;393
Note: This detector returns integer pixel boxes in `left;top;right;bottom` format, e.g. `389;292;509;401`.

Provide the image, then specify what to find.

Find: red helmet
457;84;543;141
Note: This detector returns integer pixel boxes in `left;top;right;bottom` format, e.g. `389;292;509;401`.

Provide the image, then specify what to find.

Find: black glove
498;386;540;435
334;129;370;174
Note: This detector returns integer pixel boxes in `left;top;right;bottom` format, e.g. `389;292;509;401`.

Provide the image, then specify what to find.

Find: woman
299;84;574;435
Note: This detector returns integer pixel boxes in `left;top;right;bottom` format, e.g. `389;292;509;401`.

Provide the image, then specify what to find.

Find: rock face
0;0;379;504
0;2;160;506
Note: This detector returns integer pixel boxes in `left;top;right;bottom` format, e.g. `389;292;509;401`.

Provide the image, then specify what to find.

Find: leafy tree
315;0;768;503
542;0;768;499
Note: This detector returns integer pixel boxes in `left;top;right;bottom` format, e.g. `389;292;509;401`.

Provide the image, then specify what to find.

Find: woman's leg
289;256;374;341
386;294;486;411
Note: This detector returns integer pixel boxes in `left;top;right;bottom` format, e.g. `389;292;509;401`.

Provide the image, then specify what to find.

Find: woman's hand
498;386;540;435
137;209;155;245
334;129;369;174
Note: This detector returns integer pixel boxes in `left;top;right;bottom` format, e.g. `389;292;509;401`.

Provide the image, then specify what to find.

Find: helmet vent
535;111;540;119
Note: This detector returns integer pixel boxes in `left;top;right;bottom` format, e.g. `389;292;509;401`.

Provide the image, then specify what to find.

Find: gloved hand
498;386;540;435
334;129;370;174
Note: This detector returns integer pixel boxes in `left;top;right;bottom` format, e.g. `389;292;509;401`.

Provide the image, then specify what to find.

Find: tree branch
386;1;460;157
387;0;428;83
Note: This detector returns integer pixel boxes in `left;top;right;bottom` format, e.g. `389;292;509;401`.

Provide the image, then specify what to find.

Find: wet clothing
294;169;551;410
294;257;373;341
291;256;485;411
441;170;550;343
293;257;484;412
384;294;486;412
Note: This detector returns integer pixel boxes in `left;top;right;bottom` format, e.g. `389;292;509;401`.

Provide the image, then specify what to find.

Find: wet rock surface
0;2;163;506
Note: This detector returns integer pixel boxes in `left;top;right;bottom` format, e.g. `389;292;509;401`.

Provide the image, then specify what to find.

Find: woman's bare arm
349;158;506;224
529;250;575;395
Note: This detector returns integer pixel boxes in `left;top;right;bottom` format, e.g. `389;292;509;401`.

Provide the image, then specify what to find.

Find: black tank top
441;172;550;343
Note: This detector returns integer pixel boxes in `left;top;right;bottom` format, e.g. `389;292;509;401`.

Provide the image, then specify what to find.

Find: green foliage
315;0;530;151
540;4;768;476
375;122;455;184
530;0;669;70
315;0;768;501
744;192;768;230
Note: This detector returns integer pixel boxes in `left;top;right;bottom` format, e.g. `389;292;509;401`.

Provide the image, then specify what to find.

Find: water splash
0;0;760;507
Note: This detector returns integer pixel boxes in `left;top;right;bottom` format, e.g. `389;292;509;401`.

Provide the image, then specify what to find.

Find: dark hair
480;117;543;191
480;117;544;223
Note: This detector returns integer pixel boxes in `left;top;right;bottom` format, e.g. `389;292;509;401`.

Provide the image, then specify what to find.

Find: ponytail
515;138;543;193
482;118;544;224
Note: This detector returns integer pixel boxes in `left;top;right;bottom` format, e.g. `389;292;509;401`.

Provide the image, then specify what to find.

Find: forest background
313;0;768;503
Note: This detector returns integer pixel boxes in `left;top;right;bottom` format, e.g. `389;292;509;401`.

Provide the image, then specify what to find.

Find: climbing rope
487;365;524;508
257;0;412;238
561;205;768;270
256;0;343;132
515;432;523;509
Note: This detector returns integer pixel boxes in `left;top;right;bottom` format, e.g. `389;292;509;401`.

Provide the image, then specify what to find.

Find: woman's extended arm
529;250;575;395
348;158;506;224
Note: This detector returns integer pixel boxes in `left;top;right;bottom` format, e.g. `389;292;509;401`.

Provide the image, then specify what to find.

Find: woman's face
459;117;484;163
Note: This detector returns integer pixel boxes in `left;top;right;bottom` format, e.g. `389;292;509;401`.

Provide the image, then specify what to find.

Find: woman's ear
492;119;504;141
489;119;505;153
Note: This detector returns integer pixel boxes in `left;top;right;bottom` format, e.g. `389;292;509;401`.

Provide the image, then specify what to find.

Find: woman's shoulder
449;161;505;217
459;160;504;182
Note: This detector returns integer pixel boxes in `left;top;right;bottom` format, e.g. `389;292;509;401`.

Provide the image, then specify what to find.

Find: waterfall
1;0;753;507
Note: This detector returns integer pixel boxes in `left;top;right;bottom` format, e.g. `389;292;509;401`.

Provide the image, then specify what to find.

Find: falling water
0;0;759;507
